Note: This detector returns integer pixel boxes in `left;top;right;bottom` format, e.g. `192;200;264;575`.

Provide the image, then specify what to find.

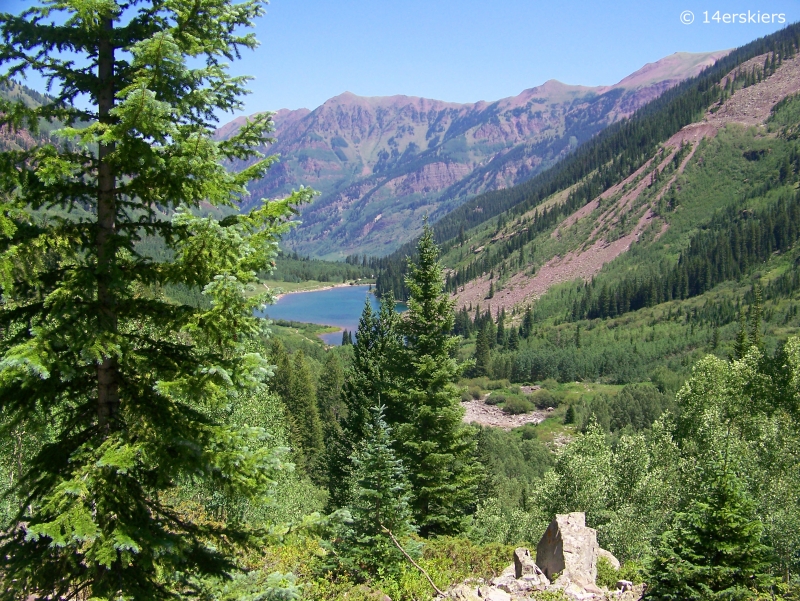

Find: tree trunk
97;15;118;429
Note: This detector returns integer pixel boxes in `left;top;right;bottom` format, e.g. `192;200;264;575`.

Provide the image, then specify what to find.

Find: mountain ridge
439;49;800;316
218;50;730;259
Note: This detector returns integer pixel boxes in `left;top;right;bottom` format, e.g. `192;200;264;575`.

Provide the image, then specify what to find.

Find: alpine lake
256;284;405;345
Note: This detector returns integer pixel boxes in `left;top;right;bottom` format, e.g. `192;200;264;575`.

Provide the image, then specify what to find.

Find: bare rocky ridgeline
216;52;727;258
441;513;642;601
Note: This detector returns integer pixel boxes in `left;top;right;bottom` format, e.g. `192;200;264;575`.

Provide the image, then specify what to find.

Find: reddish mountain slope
219;50;729;259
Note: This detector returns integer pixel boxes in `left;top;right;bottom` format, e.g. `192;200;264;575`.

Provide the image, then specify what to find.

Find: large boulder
536;512;599;587
490;548;549;595
513;547;548;583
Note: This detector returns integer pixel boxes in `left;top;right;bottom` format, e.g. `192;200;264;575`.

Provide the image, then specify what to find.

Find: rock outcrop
440;513;644;601
536;512;598;587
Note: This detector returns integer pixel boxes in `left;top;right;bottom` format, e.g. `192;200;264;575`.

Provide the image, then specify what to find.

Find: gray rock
444;584;481;601
536;512;599;587
479;587;511;601
513;547;544;580
598;547;621;570
616;579;634;592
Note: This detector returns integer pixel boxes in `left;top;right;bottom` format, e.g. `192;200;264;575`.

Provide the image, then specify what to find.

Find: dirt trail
453;53;800;316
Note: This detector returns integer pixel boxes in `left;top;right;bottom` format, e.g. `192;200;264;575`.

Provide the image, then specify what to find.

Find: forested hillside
373;24;800;298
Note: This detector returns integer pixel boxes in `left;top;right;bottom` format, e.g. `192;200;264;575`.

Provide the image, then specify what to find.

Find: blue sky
229;0;797;114
1;0;797;116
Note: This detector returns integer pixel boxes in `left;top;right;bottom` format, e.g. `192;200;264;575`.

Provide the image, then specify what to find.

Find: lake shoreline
257;284;379;346
269;282;373;301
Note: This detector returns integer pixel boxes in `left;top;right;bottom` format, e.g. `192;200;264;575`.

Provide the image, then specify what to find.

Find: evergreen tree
271;339;294;405
496;309;506;347
647;467;774;601
0;0;313;597
317;352;345;427
328;297;402;508
564;403;576;425
484;310;497;349
317;351;345;487
734;313;749;360
487;281;495;299
749;284;763;349
328;406;418;581
508;326;520;351
394;224;479;536
288;350;324;473
522;306;534;338
474;325;491;377
342;329;351;345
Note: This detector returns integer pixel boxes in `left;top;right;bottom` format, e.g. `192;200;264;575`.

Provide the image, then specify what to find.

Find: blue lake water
257;285;394;345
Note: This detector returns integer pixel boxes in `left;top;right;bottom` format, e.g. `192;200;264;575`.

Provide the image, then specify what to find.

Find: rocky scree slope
447;50;800;316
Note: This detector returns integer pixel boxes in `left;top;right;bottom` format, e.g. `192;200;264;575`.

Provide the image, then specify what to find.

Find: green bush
502;396;534;415
487;379;510;390
532;389;559;409
596;556;618;589
485;394;504;406
464;376;489;389
469;386;483;400
541;378;559;390
617;560;646;585
461;389;473;402
380;537;512;601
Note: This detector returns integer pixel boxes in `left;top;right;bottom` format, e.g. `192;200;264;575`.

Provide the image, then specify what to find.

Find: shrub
464;376;489;389
487;379;510;390
502;396;534;415
469;386;483;400
485;394;504;406
596;556;618;589
532;389;559;409
541;378;559;390
461;389;473;402
618;560;646;585
380;537;512;601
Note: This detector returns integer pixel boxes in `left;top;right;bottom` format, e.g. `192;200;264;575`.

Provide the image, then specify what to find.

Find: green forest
0;1;799;601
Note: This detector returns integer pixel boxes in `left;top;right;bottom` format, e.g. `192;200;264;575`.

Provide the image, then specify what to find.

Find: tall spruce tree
328;406;417;581
734;313;750;360
474;325;491;377
288;350;324;474
749;284;763;349
317;352;345;436
328;297;402;509
393;224;479;536
270;339;294;406
0;1;312;597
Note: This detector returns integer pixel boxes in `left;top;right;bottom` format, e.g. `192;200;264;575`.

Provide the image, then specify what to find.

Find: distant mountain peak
218;48;732;259
610;49;731;90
